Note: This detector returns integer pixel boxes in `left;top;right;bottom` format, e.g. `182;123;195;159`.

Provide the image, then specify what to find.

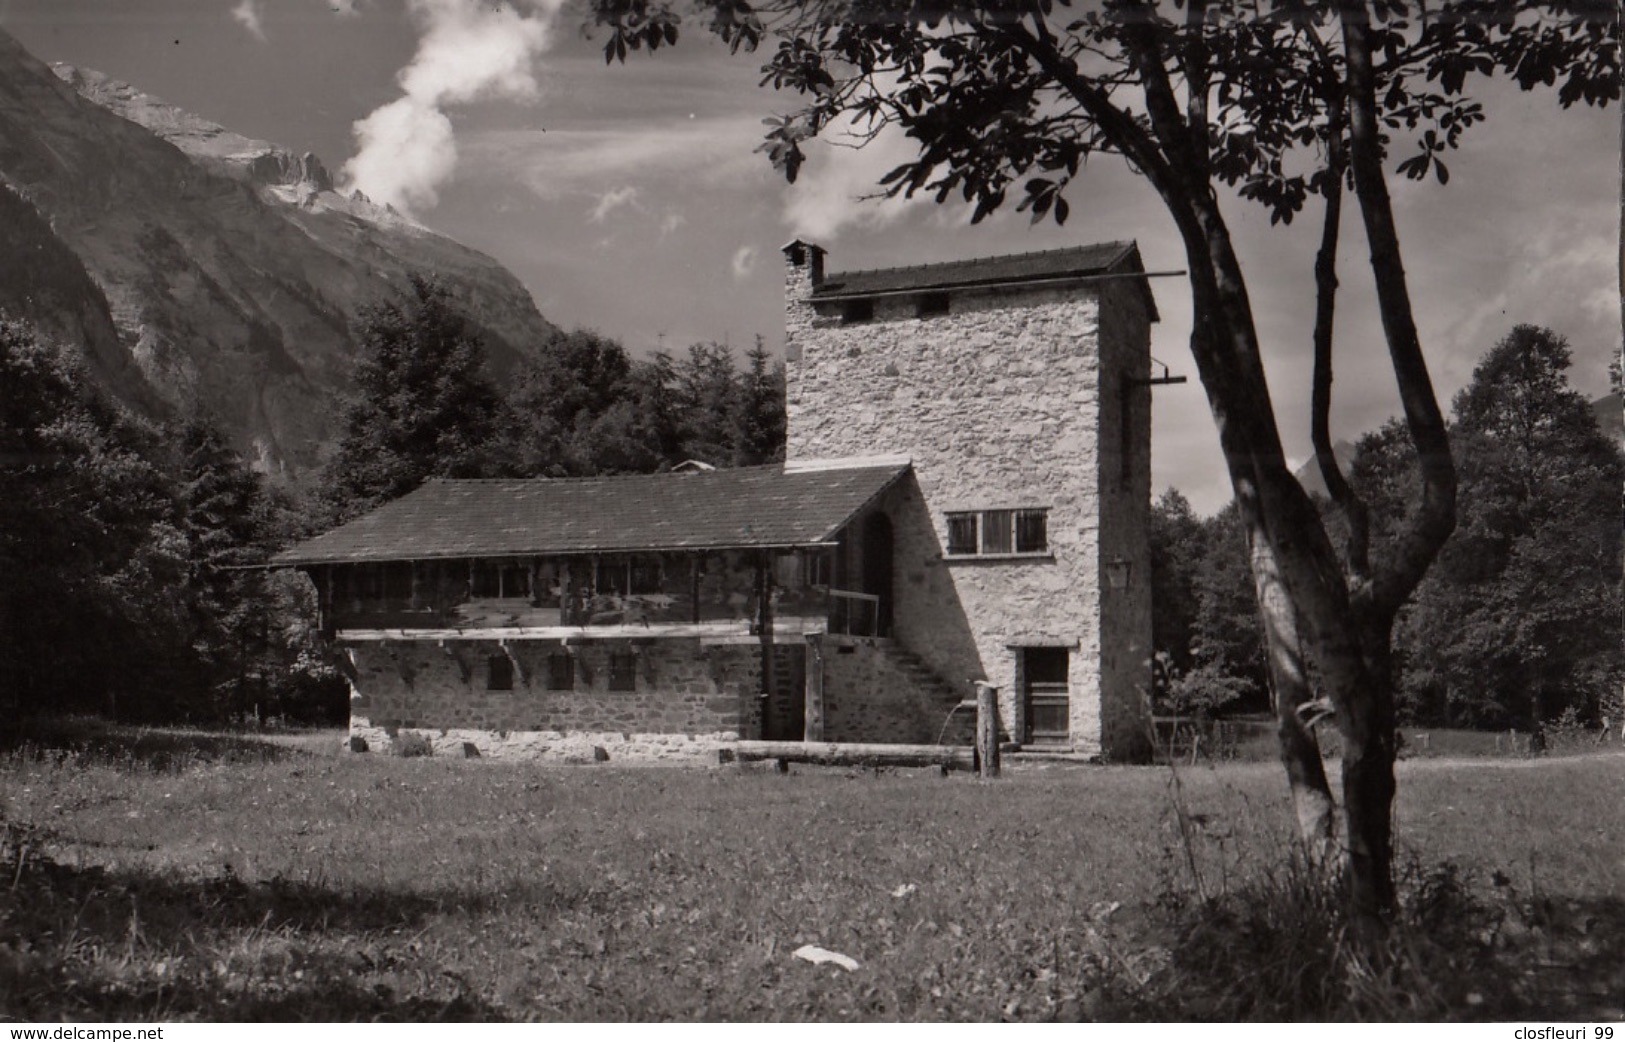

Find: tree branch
992;11;1183;200
1308;136;1372;581
1339;0;1457;622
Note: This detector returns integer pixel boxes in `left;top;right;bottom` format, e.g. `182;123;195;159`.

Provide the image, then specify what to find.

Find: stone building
273;238;1158;761
783;239;1156;759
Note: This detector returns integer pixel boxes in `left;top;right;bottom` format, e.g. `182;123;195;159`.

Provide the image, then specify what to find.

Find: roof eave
269;538;848;569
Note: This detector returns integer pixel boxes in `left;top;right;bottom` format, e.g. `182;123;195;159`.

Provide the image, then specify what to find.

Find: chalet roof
271;463;909;566
810;240;1159;320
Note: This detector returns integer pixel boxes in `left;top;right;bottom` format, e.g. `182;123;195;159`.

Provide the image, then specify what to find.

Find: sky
3;0;1619;514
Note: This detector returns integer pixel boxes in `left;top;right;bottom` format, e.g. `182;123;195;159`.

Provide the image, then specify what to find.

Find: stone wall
344;638;761;762
784;244;1152;759
1095;277;1156;760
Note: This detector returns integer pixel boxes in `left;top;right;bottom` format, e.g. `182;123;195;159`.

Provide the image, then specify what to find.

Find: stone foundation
351;723;739;763
341;633;978;762
343;638;762;762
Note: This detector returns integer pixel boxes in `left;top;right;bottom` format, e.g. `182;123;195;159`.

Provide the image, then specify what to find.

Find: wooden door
1022;647;1070;746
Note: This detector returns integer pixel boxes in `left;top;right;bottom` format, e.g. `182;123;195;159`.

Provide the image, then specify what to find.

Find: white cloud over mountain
342;0;565;215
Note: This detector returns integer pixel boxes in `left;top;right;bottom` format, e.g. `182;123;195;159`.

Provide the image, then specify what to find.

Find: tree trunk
1330;0;1459;929
1250;535;1337;856
1332;622;1399;921
1106;10;1416;929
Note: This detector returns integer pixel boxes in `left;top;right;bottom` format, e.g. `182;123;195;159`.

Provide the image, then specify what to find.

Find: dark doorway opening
861;512;894;638
762;644;807;740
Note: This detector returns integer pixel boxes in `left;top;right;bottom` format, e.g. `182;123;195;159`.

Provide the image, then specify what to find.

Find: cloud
659;211;687;239
231;0;267;41
731;245;758;280
342;0;566;215
782;105;927;241
590;186;640;224
474;116;769;198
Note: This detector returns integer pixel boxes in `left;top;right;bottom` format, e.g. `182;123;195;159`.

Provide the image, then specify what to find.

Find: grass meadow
1;722;1621;1021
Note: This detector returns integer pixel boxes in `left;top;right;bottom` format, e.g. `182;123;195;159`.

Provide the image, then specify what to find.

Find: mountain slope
0;28;555;477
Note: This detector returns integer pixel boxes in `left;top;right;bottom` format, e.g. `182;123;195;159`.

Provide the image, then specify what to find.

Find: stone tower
782;239;1157;760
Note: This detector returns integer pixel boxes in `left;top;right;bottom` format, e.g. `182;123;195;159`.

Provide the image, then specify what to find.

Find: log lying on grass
720;741;975;771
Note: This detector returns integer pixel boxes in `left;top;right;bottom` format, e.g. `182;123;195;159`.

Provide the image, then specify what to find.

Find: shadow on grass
2;716;317;772
8;960;508;1023
0;839;587;1020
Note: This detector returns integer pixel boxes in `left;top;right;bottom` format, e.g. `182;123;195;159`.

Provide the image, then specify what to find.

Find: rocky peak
50;62;332;194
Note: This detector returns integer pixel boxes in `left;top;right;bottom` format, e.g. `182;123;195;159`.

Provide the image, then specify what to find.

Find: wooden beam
757;550;774;711
721;741;972;771
335;620;829;642
690;554;701;624
803;635;825;742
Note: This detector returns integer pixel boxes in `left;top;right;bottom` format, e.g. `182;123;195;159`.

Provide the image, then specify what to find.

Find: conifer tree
319;276;502;522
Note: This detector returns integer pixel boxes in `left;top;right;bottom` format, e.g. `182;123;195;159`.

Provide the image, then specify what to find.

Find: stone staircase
872;639;978;746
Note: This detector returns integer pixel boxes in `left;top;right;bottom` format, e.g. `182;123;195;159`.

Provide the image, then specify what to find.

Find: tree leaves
587;1;1616;231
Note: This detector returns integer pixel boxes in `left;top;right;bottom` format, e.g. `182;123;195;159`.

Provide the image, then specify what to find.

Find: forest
0;277;786;729
1151;325;1622;733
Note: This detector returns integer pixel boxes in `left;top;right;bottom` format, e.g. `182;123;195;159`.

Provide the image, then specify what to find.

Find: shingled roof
809;240;1158;319
271;463;909;566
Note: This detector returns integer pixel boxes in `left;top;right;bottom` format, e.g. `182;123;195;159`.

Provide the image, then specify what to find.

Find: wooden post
757;551;775;711
976;682;1000;779
804;636;825;742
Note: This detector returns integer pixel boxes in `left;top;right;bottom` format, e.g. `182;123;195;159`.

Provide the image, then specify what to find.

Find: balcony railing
826;588;880;637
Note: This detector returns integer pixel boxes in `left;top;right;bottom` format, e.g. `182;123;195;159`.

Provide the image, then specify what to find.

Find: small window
945;508;1050;557
487;653;514;691
608;652;637;692
547;653;574;691
981;510;1014;554
841;298;874;323
1015;509;1048;554
916;292;950;317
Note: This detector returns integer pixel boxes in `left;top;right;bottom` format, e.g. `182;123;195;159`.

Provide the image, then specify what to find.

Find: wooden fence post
976;682;1000;780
